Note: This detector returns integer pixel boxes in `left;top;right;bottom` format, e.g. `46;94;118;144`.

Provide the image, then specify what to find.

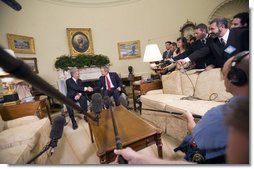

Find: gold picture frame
66;28;94;56
7;33;35;54
117;40;141;60
20;57;39;74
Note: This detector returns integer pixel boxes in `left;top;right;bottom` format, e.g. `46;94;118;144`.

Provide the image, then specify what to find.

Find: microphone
49;116;65;148
103;96;113;108
1;0;22;11
119;94;128;108
0;46;96;122
26;116;65;164
141;108;202;119
91;93;103;124
104;96;128;164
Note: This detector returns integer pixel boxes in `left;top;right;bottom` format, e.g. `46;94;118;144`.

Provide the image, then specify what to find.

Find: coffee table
89;105;163;164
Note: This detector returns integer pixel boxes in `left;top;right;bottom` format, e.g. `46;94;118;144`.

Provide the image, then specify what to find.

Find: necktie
201;39;206;45
220;38;225;47
105;76;111;91
166;51;170;57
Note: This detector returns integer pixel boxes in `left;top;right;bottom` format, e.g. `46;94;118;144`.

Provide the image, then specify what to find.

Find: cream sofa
0;115;51;164
141;68;233;142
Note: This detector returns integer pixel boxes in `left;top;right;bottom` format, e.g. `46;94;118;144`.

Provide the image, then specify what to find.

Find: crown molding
208;0;248;21
39;0;142;8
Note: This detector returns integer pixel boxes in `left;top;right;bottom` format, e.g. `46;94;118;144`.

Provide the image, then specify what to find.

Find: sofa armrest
146;89;163;95
4;116;40;130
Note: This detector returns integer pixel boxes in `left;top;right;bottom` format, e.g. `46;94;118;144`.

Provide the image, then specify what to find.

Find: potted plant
54;54;110;79
54;54;110;70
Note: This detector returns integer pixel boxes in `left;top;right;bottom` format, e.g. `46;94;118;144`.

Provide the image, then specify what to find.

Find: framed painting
7;34;35;54
20;57;39;73
118;40;141;60
66;28;94;56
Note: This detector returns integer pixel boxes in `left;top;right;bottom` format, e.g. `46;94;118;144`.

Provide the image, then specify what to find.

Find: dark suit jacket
162;50;172;60
94;72;123;92
66;78;85;100
186;37;214;68
188;28;249;68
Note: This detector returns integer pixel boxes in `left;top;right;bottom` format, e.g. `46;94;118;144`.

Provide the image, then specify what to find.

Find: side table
0;99;50;121
132;80;162;113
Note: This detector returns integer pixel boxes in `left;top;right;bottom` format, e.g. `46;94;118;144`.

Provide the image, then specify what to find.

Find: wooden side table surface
89;105;163;164
0;99;48;121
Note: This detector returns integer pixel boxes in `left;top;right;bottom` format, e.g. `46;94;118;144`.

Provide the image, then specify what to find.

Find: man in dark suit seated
89;66;123;106
66;68;90;130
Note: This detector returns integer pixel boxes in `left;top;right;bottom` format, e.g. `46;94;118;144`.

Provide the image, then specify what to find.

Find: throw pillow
162;71;182;95
194;68;233;101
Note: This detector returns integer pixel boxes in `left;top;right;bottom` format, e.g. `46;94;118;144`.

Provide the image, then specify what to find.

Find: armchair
0;115;51;164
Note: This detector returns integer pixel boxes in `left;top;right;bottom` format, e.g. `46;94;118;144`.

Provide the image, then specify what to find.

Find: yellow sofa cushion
161;71;182;95
180;70;200;96
4;116;39;130
0;118;48;151
194;68;233;102
0;144;31;164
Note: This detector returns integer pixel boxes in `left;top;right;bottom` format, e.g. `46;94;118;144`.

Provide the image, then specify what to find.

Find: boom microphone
141;108;202;119
1;0;22;11
103;96;113;108
26;116;65;164
0;46;96;122
91;93;103;124
91;93;103;113
104;96;128;164
49;116;65;148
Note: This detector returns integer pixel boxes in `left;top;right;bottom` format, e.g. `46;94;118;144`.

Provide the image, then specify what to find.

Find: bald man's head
222;51;249;96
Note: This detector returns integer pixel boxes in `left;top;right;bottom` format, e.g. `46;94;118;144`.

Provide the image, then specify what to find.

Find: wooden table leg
155;132;163;158
132;84;137;111
46;104;53;125
88;122;94;143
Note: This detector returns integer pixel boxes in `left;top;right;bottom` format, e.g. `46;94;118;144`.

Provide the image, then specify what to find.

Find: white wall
0;0;224;86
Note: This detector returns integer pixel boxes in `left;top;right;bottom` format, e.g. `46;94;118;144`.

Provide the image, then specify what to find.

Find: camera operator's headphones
227;51;249;86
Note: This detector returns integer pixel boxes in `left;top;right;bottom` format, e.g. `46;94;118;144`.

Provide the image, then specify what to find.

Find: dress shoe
71;119;78;130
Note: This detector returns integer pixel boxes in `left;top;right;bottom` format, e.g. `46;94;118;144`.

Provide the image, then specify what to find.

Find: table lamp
0;49;19;102
143;44;163;80
1;77;15;94
143;44;162;68
0;49;16;76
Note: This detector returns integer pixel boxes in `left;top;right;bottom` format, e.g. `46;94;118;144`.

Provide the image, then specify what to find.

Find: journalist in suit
66;68;89;129
177;17;249;70
173;23;213;69
90;66;123;106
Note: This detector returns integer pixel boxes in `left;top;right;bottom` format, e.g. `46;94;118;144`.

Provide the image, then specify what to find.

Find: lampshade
143;44;162;62
0;49;16;76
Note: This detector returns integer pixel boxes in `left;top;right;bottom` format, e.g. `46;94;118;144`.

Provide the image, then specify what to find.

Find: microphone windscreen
91;93;103;113
50;116;65;140
119;94;128;108
103;96;112;108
